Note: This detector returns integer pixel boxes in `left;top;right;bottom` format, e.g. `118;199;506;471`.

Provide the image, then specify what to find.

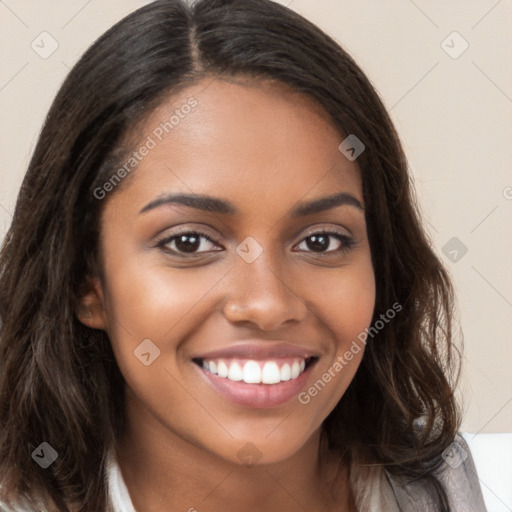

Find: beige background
0;0;511;434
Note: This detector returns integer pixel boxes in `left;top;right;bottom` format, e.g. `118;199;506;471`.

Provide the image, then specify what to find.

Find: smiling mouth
193;357;317;385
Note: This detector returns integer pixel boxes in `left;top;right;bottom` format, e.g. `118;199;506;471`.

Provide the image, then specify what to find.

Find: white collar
106;450;137;512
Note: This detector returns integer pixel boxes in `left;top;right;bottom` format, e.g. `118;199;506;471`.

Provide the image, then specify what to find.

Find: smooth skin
79;77;375;512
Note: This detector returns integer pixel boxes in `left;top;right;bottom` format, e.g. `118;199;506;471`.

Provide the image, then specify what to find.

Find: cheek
99;242;231;370
110;264;221;330
309;254;376;345
330;274;375;349
297;255;375;412
328;259;375;377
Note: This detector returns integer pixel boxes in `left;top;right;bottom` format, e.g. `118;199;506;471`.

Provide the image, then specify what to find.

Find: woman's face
83;77;375;465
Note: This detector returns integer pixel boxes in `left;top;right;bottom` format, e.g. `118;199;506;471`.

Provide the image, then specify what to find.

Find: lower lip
195;362;315;408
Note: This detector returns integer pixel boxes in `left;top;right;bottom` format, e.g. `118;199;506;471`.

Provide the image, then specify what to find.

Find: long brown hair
0;0;461;510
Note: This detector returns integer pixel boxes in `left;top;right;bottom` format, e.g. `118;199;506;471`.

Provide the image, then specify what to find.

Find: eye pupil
176;234;201;253
307;234;329;252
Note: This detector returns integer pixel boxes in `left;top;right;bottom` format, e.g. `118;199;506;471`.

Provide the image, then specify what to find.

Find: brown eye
295;232;355;255
157;231;222;256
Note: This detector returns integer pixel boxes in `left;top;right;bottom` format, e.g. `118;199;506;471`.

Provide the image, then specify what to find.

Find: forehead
106;77;363;221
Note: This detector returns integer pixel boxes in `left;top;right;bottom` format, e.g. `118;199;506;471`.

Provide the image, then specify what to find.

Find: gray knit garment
350;434;487;511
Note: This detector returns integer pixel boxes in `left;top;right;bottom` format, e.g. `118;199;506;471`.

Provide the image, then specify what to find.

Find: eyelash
155;229;356;258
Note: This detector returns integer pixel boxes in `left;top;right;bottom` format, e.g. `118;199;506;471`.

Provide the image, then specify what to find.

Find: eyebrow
139;191;364;216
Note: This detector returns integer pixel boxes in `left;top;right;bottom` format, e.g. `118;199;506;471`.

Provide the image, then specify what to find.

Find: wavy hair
0;0;461;510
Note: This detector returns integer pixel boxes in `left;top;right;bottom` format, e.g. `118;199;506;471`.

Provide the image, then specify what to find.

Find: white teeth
217;360;229;378
290;361;301;379
243;361;262;384
261;362;280;384
280;363;291;381
227;362;243;381
200;357;310;384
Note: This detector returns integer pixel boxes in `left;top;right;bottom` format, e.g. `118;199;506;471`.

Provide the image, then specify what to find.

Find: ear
76;276;108;330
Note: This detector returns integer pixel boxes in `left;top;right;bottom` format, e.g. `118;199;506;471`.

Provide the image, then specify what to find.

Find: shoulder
385;433;488;512
0;449;124;512
438;434;488;510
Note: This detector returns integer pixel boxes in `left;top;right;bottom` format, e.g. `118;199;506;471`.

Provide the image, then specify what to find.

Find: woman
0;0;487;510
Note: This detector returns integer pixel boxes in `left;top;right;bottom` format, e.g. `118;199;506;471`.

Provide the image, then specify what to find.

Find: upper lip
193;341;318;361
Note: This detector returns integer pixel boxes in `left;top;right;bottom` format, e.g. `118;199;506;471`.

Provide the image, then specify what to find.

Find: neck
115;389;353;512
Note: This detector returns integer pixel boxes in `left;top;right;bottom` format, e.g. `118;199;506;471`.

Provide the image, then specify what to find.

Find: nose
222;253;309;331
